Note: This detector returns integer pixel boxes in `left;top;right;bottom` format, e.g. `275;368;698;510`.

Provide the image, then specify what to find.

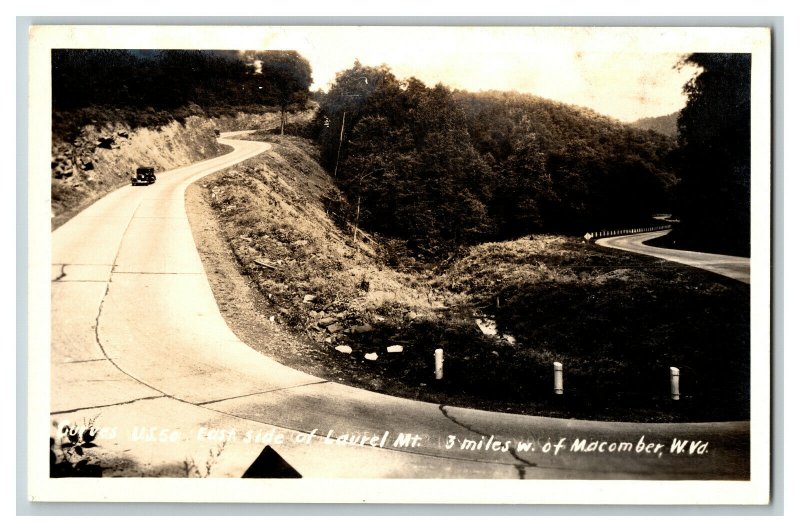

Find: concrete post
434;349;444;380
554;362;563;395
670;367;680;400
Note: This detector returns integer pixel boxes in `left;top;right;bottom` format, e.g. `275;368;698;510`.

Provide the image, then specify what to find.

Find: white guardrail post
434;349;444;380
553;361;563;395
670;367;680;400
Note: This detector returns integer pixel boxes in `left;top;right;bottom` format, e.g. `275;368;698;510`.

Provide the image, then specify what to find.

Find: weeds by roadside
50;417;103;477
182;441;227;478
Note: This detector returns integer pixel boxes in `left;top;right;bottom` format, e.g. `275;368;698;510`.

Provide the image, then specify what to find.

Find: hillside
51;110;283;229
311;66;679;255
190;132;749;422
50;48;317;229
629;111;680;137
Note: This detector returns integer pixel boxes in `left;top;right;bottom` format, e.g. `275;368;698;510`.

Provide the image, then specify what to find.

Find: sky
258;27;702;123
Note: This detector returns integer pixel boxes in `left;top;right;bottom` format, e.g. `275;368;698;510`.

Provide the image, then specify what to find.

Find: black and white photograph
27;25;772;504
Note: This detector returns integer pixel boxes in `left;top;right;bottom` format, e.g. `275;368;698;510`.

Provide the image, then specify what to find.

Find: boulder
386;345;403;353
327;324;343;334
351;324;373;334
317;317;339;327
364;352;378;361
302;294;316;304
335;345;352;355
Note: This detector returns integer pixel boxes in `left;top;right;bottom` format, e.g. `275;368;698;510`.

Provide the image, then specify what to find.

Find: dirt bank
51;111;282;229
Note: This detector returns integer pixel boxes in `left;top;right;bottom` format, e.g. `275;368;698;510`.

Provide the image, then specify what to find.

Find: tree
316;63;494;253
316;62;403;171
492;133;554;235
255;51;313;134
673;53;751;256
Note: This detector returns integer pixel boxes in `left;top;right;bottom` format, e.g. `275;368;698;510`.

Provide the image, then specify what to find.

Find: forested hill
313;63;678;255
453;91;678;232
629;111;680;137
51;49;312;140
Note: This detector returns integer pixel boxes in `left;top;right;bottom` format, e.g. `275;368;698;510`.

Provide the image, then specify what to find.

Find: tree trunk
353;196;361;244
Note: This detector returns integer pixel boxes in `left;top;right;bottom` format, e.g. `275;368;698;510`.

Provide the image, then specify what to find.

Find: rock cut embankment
51;111;280;229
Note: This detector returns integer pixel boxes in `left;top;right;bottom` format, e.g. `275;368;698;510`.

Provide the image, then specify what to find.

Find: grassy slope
199;134;750;422
437;238;749;421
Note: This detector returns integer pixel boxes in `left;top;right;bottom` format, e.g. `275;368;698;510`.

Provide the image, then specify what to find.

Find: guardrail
583;224;671;242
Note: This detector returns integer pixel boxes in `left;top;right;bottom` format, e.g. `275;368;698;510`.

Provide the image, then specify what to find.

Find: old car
131;166;157;186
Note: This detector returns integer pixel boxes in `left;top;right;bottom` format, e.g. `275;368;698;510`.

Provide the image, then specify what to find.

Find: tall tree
255;51;313;134
673;53;751;256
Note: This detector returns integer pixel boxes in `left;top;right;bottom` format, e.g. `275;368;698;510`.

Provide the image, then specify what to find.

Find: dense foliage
52;49;312;135
313;62;677;255
672;53;751;257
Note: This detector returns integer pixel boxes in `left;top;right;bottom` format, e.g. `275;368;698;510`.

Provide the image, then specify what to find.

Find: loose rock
364;352;378;361
351;324;373;334
96;137;115;149
335;345;352;354
303;294;316;303
386;345;403;353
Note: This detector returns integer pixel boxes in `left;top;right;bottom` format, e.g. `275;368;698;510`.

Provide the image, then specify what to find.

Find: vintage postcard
27;25;771;504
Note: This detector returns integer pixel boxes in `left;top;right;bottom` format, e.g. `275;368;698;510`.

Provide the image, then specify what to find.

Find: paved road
596;230;750;284
50;134;749;482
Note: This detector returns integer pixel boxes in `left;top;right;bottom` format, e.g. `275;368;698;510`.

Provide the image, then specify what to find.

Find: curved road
50;134;749;482
596;230;750;284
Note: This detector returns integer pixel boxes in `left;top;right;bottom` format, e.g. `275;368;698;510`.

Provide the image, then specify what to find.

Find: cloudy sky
260;27;701;123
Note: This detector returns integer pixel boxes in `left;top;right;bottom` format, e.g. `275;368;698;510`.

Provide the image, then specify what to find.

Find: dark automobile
131;166;157;186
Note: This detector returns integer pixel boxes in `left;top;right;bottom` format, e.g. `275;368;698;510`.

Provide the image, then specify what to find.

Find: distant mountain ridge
629;111;680;137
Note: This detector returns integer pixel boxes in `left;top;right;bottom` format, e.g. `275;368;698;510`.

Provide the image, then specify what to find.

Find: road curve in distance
596;230;750;284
